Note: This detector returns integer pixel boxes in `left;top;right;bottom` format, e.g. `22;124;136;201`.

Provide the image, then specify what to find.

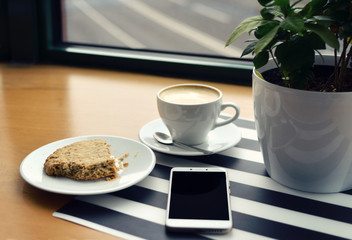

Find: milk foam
160;86;219;104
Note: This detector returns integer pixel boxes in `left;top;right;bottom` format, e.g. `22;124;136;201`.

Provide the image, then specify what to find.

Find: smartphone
165;167;232;233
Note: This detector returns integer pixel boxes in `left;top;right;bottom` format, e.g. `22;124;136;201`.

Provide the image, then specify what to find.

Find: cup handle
214;102;240;128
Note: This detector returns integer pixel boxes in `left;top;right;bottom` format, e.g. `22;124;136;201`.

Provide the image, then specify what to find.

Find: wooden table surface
0;63;253;240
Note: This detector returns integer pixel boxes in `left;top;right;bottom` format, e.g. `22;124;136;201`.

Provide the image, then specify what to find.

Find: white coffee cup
157;83;240;145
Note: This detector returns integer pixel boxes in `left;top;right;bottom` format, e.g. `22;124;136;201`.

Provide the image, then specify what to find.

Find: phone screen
169;171;230;220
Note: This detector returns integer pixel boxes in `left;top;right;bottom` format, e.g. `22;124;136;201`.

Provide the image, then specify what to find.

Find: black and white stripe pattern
54;119;352;240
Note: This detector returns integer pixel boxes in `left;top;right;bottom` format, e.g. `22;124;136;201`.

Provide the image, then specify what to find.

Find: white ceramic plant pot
253;55;352;193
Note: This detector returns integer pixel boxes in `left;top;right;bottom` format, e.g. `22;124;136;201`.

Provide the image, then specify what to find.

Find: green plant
226;0;352;91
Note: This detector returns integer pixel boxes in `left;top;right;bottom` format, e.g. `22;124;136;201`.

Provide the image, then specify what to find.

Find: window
6;0;258;83
62;0;260;59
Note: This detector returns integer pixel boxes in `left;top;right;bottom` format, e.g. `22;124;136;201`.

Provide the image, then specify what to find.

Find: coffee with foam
159;85;219;104
157;84;240;145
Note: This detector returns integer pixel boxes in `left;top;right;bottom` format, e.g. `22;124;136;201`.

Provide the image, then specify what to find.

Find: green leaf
274;41;286;59
253;51;269;69
275;37;315;72
254;25;280;54
261;8;275;20
271;7;285;18
289;69;313;89
258;0;274;7
347;37;352;44
306;23;340;50
241;41;257;57
255;21;280;39
280;16;304;32
274;0;290;7
298;4;311;17
226;16;263;47
306;32;326;50
298;0;326;18
274;0;291;15
308;0;328;17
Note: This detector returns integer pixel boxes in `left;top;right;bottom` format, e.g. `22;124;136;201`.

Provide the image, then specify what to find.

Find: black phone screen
168;171;230;220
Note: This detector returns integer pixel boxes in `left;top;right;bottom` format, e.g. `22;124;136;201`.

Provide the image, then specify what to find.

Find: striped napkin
54;119;352;240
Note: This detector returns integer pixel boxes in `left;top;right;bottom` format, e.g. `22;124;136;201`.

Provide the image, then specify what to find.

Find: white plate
139;117;242;156
20;136;156;195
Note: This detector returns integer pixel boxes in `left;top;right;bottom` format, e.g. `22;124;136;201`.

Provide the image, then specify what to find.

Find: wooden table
0;64;253;240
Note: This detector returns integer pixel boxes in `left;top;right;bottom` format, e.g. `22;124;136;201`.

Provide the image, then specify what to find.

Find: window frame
42;1;254;84
0;0;10;61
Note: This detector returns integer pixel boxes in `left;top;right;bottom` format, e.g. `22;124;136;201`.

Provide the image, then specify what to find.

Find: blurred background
63;0;262;59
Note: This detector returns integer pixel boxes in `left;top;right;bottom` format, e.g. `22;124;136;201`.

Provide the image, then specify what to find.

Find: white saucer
139;117;242;156
20;135;156;195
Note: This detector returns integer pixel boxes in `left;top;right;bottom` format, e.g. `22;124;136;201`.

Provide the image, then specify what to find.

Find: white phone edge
165;167;233;234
